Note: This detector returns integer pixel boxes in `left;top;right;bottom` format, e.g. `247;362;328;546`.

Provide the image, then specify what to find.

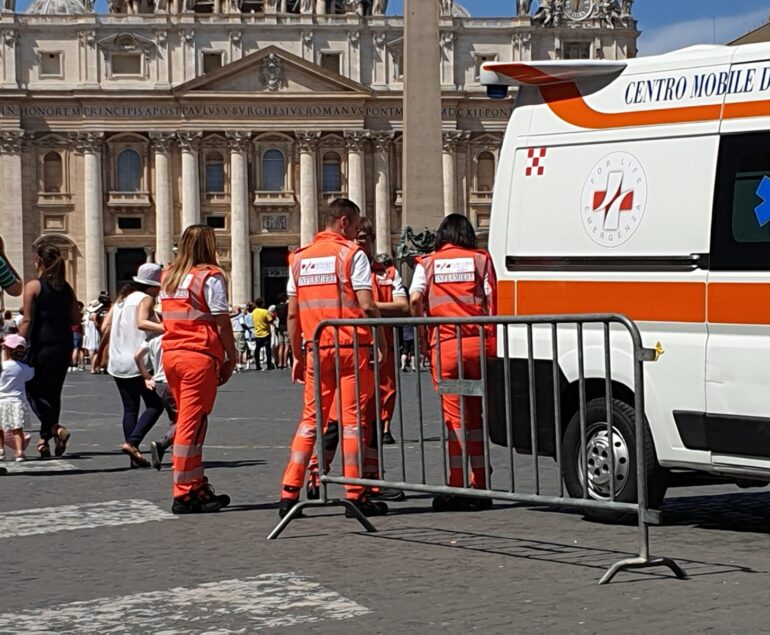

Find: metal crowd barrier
266;314;686;585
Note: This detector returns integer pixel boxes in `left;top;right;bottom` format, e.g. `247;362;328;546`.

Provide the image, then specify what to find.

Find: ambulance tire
561;397;667;524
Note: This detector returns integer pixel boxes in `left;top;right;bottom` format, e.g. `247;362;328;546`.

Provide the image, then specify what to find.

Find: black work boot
345;499;388;518
306;469;320;500
195;484;231;511
278;498;304;519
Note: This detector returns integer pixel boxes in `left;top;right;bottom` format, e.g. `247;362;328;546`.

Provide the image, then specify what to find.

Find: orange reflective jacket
419;244;497;345
290;230;371;349
160;265;225;364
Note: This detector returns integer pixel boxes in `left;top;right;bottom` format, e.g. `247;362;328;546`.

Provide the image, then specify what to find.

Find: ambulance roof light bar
481;60;627;98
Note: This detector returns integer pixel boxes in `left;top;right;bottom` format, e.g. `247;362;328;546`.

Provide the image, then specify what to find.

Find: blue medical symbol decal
755;175;770;228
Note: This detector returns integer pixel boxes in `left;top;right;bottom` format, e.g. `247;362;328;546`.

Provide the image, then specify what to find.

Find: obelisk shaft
403;0;445;233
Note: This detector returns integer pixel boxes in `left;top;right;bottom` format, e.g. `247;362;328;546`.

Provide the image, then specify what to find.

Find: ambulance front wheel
561;397;668;523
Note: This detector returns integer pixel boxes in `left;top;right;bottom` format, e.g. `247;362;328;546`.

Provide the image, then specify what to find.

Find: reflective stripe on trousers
165;349;219;498
282;349;373;500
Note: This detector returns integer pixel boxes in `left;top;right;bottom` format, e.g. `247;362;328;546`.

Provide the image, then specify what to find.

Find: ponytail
35;242;67;290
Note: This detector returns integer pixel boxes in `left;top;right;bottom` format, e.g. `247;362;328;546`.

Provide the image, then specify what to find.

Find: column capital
295;131;321;153
371;131;395;153
344;130;370;153
0;130;25;153
71;131;104;154
442;130;469;152
226;130;252;152
106;246;118;254
177;131;202;153
150;131;176;153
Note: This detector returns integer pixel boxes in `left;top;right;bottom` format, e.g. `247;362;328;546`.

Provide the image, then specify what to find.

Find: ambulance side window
711;132;770;271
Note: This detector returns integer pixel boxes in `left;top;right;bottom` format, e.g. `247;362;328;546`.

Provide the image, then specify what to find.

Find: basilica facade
0;0;638;306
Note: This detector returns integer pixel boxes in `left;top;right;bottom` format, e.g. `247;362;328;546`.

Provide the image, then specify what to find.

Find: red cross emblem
592;172;634;231
525;147;547;176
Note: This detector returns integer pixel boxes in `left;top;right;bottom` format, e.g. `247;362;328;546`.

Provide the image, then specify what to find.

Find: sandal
121;443;150;468
38;439;51;459
54;426;71;457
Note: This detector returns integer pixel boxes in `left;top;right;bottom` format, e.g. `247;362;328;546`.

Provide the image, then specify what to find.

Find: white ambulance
481;43;770;513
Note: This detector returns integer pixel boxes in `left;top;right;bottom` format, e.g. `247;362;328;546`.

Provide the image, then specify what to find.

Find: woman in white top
101;263;165;467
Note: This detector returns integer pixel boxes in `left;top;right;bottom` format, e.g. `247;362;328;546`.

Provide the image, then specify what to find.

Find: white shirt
108;291;150;379
204;275;229;315
139;335;166;383
378;268;407;298
409;263;494;298
286;249;372;297
0;360;34;402
230;313;243;332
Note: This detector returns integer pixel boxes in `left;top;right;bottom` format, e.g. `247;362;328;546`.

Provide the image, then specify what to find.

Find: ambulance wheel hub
578;424;630;500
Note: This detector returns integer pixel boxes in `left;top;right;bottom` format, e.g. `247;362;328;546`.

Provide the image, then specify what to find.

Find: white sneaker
15;455;26;462
0;449;5;460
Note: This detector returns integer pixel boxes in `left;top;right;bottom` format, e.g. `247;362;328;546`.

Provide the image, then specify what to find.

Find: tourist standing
102;263;165;467
273;293;290;369
20;242;79;459
160;224;236;514
250;298;274;370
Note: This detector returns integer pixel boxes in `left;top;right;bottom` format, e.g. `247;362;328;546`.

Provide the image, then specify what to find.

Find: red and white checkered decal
525;147;547;176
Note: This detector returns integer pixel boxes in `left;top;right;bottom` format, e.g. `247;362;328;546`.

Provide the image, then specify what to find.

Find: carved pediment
175;45;371;96
97;33;157;56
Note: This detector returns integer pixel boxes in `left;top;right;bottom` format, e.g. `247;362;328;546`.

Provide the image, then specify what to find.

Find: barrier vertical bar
393;326;407;482
479;324;492;490
414;325;427;485
315;333;327;503
456;324;468;489
353;332;364;479
551;323;563;498
435;327;449;487
526;323;539;495
372;325;385;481
577;323;588;499
604;323;615;502
503;325;514;493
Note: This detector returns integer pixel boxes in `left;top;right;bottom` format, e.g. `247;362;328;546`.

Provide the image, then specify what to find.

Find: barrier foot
266;499;378;540
599;555;688;585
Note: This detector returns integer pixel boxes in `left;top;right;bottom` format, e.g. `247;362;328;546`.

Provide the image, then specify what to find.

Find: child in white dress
0;334;35;462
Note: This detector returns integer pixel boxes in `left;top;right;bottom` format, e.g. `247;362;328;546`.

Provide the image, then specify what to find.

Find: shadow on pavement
661;491;770;533
361;526;759;583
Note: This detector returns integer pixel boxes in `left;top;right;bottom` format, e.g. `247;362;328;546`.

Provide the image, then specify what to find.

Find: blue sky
387;0;770;55
15;0;770;56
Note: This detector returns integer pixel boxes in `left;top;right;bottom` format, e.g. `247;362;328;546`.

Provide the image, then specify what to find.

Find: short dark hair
255;297;265;308
325;198;360;228
375;253;394;267
246;302;255;311
435;213;478;250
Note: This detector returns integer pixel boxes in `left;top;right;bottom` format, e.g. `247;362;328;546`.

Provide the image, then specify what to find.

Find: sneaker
172;493;202;514
369;487;406;502
15;455;26;462
345;499;388;518
171;487;230;515
278;497;304;519
0;448;5;460
382;431;396;445
150;441;164;471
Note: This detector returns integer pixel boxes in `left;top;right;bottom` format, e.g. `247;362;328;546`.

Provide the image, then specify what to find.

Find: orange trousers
432;337;486;489
164;350;219;498
282;349;373;500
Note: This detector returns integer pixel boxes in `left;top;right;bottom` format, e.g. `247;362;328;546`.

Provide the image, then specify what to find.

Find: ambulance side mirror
486;85;509;100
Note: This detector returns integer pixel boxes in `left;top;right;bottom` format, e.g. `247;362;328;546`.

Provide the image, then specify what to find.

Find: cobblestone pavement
2;370;770;633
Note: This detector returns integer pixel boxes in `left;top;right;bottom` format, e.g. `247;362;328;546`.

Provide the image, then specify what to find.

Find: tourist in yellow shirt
251;298;275;370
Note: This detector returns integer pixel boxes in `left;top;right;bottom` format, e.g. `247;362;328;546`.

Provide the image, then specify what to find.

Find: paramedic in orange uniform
160;225;237;514
279;198;388;519
409;213;497;512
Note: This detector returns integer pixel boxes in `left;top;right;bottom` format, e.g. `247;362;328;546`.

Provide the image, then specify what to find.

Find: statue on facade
344;0;363;15
597;0;620;28
439;0;453;16
261;52;283;91
2;0;15;11
516;0;532;16
396;226;437;269
619;0;633;25
371;0;386;15
299;0;312;12
532;0;555;26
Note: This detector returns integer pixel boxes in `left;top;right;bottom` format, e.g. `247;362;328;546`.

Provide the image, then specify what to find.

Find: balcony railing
469;190;493;204
107;191;151;207
37;191;73;207
253;190;295;207
204;192;231;207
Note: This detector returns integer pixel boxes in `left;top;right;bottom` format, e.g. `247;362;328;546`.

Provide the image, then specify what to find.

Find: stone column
345;131;368;215
251;245;262;301
372;132;394;256
0;132;26;290
77;132;106;303
151;133;175;267
1;30;19;89
442;131;465;216
178;132;202;231
296;132;320;247
144;247;154;263
228;131;252;307
107;247;117;297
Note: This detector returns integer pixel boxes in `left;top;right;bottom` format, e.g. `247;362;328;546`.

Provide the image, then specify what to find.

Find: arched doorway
32;234;80;297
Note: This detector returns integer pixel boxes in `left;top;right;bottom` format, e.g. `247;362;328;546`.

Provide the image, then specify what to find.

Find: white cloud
640;7;770;55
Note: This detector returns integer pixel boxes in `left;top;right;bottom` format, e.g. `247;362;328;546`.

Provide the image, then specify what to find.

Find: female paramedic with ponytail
409;213;497;512
160;225;237;514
